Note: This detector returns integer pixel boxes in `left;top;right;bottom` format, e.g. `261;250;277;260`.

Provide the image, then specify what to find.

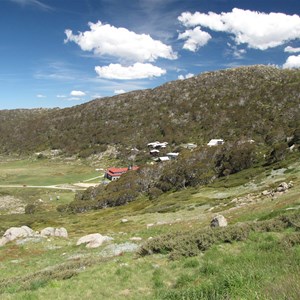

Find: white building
207;139;224;146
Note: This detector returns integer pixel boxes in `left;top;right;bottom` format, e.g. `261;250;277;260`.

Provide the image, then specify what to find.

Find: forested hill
0;65;299;156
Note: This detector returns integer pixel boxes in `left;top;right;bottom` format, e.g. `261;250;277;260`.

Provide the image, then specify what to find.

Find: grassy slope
0;158;299;299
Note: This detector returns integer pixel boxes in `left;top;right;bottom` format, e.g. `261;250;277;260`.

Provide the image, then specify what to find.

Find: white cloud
95;63;166;80
70;90;86;97
283;55;300;69
56;94;67;98
284;46;300;53
36;94;46;98
178;27;211;52
179;11;225;30
114;89;126;95
178;73;194;80
178;8;300;50
227;43;247;59
65;21;177;62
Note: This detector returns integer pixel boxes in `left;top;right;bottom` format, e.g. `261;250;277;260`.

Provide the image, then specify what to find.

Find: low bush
138;213;300;259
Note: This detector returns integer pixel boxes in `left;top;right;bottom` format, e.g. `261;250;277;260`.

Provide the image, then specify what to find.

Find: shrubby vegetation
61;140;262;213
0;66;299;158
138;213;300;259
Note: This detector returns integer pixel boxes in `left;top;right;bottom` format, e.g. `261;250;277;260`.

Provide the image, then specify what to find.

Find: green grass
0;157;299;299
0;159;100;186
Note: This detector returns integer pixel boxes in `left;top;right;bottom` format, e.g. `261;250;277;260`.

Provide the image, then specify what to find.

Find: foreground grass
0;158;299;299
0;224;300;300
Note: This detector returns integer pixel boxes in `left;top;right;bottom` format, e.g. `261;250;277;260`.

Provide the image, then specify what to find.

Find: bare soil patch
0;195;25;214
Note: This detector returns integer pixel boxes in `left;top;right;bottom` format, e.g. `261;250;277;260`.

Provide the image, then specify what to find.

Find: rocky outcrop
100;242;139;257
211;215;228;228
40;227;68;238
276;181;293;192
76;233;113;248
0;226;35;246
0;225;69;247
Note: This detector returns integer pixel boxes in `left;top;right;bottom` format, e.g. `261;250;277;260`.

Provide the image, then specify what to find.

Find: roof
158;156;170;161
207;139;224;146
107;167;129;174
147;141;168;148
167;152;179;157
106;166;139;176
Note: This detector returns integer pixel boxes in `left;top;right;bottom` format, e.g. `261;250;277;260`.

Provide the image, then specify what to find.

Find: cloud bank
65;21;177;62
284;46;300;53
70;90;86;97
283;55;300;69
95;63;166;80
178;8;300;51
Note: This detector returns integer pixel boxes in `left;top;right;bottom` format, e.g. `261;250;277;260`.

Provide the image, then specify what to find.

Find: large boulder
3;226;35;241
55;228;68;238
76;233;113;248
40;227;68;238
276;182;289;192
210;215;228;228
0;237;10;247
0;226;35;247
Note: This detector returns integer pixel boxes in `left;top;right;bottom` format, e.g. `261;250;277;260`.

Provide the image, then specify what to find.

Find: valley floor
0;158;299;299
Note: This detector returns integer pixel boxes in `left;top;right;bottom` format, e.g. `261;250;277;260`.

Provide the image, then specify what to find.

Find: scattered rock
0;226;36;247
0;237;10;247
146;223;154;229
276;182;289;192
261;190;271;196
3;226;35;242
156;221;168;226
55;228;68;238
121;218;128;223
100;242;139;257
210;215;228;228
40;227;55;237
40;227;68;238
129;237;142;241
76;233;113;248
288;181;294;188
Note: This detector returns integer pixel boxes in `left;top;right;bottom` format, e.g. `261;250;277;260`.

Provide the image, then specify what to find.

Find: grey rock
100;242;139;257
76;233;113;248
40;227;68;238
0;237;10;247
129;237;142;241
54;228;68;238
211;215;228;228
3;226;34;242
40;227;55;237
262;190;271;196
277;182;289;192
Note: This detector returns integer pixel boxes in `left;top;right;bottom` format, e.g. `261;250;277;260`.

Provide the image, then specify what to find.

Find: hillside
0;65;300;299
0;65;299;157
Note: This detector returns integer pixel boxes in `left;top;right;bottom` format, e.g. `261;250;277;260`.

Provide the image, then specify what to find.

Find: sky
0;0;300;109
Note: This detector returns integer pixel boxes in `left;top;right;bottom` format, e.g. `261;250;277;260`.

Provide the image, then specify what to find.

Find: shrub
25;204;36;215
138;212;300;259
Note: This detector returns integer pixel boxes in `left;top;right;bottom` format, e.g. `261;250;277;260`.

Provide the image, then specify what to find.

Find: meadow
0;157;299;299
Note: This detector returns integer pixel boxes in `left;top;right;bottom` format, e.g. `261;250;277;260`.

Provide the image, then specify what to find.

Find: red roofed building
104;166;139;181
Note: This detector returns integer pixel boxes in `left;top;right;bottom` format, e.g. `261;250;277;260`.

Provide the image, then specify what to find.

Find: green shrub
138;212;300;259
25;204;36;215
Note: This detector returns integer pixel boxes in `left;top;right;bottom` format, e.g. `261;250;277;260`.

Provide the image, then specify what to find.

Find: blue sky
1;0;300;109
